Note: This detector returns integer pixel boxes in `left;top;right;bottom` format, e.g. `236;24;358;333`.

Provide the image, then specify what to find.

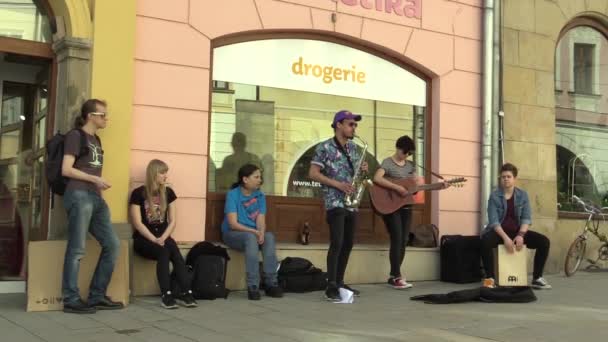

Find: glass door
0;63;49;280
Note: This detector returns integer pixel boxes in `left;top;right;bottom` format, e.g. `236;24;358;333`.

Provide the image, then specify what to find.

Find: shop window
555;25;608;212
208;39;428;198
0;0;52;43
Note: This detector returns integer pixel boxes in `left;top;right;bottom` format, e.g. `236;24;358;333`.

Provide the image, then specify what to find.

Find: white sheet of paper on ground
335;288;354;304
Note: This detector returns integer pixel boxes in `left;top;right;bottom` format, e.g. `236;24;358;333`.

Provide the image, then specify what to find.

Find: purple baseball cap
331;110;362;128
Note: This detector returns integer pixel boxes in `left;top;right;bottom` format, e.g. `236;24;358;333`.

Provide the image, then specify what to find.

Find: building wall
91;0;136;224
502;0;608;273
132;0;484;242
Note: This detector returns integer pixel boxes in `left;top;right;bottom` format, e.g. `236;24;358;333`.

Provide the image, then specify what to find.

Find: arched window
555;21;608;212
205;36;430;243
208;38;428;196
0;0;52;42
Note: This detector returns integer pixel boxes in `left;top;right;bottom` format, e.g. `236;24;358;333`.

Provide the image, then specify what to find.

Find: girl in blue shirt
222;164;283;300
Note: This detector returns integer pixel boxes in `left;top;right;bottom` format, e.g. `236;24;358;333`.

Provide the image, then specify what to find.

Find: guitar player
372;135;449;289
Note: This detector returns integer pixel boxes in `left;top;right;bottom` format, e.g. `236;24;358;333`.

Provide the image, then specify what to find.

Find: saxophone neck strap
333;136;355;177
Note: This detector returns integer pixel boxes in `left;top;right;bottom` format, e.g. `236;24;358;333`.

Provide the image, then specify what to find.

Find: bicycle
564;195;608;277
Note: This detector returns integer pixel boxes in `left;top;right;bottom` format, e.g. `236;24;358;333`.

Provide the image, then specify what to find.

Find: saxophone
344;135;374;208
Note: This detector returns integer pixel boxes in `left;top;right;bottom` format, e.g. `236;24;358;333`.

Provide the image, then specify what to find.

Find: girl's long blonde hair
145;159;169;221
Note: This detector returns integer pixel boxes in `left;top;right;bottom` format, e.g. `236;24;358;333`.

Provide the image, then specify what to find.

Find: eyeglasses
348;122;358;128
90;112;108;119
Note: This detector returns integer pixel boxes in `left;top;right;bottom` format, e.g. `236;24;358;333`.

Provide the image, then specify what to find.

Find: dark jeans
481;229;550;279
326;208;357;285
62;190;120;305
382;207;412;278
134;236;190;294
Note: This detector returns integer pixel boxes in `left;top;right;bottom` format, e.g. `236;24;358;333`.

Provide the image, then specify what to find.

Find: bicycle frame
573;196;608;244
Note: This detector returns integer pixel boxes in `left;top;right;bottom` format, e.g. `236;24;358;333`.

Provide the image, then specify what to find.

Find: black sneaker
339;283;360;297
88;296;124;310
324;285;341;302
63;299;97;314
177;290;198;308
248;287;261;300
265;286;284;298
161;292;178;309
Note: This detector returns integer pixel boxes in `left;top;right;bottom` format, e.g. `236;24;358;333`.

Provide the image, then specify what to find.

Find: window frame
204;31;434;242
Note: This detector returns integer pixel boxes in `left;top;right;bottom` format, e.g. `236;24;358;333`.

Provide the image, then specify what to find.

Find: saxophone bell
344;135;373;208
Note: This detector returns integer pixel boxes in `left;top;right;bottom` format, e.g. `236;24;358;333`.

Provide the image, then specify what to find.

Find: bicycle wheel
565;236;587;277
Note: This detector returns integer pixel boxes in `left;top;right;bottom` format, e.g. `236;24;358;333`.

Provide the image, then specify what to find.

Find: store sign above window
213;39;426;106
333;0;422;19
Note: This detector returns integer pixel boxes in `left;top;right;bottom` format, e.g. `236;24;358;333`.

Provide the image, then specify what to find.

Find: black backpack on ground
277;257;327;293
440;235;482;283
184;242;230;300
45;129;100;197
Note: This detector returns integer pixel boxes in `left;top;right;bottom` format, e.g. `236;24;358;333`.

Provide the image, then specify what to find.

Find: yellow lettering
304;64;312;75
357;72;366;83
291;57;366;85
312;65;322;77
333;68;343;80
322;66;334;84
292;56;303;75
343;69;351;80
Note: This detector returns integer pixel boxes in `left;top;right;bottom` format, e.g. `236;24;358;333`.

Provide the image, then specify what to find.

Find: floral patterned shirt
311;137;361;210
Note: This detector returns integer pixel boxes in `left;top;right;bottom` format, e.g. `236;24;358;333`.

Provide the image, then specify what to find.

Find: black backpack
45;129;100;196
277;257;327;293
185;242;230;300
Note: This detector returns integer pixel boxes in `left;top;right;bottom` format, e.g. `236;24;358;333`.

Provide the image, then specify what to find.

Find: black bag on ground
408;223;439;247
185;242;230;300
440;235;482;283
277;257;327;293
411;286;537;304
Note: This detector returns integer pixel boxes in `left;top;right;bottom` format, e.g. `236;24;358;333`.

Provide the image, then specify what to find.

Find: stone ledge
131;242;440;295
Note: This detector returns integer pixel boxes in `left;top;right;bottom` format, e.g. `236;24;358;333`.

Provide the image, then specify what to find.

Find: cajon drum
494;245;528;286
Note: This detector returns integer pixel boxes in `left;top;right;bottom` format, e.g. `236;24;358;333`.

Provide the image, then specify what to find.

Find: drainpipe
492;0;503;184
481;0;495;230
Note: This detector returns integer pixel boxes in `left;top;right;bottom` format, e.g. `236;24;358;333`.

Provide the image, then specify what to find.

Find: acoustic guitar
370;177;467;215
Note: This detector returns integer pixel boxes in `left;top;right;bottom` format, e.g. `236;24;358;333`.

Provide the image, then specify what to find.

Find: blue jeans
62;190;120;304
222;230;278;288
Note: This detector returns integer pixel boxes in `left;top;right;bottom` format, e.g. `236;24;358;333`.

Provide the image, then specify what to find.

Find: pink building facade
130;0;484;243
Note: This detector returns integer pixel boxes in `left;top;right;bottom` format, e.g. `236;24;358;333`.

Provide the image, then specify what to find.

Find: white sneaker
531;277;552;290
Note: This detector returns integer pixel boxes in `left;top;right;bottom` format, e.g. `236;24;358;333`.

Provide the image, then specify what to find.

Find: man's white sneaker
531;277;552;290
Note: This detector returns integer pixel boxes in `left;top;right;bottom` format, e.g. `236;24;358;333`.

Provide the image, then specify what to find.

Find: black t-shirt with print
129;186;177;238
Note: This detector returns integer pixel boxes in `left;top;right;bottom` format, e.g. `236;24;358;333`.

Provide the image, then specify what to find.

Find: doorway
0;52;51;287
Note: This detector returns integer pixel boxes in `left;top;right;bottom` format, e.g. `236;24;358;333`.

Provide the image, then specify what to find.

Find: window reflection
0;0;52;43
208;83;426;197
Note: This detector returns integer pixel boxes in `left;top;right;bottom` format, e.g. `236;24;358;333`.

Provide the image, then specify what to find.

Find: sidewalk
1;272;607;342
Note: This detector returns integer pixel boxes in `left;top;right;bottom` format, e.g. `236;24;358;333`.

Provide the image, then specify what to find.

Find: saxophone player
309;110;368;302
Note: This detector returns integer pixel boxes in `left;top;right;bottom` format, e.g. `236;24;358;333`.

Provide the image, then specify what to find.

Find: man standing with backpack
60;99;123;314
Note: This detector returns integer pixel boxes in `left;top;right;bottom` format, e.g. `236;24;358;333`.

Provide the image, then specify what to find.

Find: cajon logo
36;297;63;305
507;275;518;283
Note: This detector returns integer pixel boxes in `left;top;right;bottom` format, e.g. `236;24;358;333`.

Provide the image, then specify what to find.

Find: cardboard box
495;245;528;287
27;240;130;312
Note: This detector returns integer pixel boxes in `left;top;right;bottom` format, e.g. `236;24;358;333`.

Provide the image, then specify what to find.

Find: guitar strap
414;162;444;180
333;137;355;177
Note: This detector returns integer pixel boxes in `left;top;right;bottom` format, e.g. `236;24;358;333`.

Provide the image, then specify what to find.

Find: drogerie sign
333;0;422;19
